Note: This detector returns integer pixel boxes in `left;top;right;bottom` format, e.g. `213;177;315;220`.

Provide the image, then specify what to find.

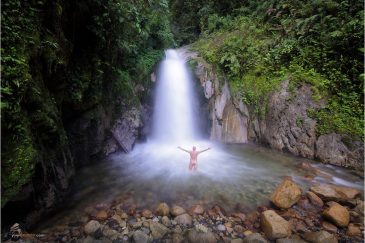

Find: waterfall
151;49;197;143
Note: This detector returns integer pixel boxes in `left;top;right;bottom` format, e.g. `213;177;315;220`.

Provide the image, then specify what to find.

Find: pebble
84;220;101;235
217;224;226;231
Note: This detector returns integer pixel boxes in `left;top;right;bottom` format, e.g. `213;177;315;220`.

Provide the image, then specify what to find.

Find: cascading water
151;50;197;142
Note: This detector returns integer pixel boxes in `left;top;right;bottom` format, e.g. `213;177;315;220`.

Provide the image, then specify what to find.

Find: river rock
190;204;204;214
84;220;101;235
133;230;150;243
217;224;226;231
310;185;340;201
303;230;338;243
95;210;108;221
195;224;209;233
307;191;324;207
161;216;171;227
232;213;246;222
234;225;244;233
323;203;350;227
175;213;192;225
150;222;169;239
172;233;184;243
331;185;360;200
321;221;337;233
187;229;217;243
102;226;119;240
261;210;291;240
231;239;243;243
141;209;153;219
310;184;360;202
242;233;268;243
156;202;170;216
171;205;186;216
276;234;308;243
271;179;302;209
346;223;362;237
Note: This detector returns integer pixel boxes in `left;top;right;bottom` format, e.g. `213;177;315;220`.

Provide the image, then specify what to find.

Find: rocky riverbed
3;175;363;243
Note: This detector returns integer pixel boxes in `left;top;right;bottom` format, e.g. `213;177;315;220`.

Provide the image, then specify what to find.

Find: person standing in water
178;146;211;171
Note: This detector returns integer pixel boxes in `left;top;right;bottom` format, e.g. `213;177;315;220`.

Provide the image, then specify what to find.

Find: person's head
192;146;196;151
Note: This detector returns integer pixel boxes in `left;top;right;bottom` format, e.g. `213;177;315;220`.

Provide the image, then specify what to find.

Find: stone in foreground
271;179;302;209
84;220;101;235
276;234;308;243
346;223;362;237
242;233;268;243
261;210;291;240
307;191;324;207
171;205;186;216
303;230;338;243
187;229;217;243
174;213;192;225
156;202;170;216
322;202;350;227
149;221;169;239
133;230;150;243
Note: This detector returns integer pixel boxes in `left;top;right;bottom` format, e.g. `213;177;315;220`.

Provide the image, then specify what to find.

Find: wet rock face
183;47;363;169
316;133;364;170
261;81;319;159
111;107;143;153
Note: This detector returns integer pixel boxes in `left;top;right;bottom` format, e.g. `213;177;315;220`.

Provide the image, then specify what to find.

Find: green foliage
2;0;176;206
191;0;363;137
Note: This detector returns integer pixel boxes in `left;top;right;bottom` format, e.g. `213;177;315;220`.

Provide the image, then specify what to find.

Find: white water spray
151;49;197;143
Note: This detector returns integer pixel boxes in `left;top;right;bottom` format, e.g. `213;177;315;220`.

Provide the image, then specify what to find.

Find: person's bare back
178;146;211;171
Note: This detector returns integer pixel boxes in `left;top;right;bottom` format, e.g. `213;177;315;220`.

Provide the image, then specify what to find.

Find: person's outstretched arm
198;147;211;154
178;146;190;153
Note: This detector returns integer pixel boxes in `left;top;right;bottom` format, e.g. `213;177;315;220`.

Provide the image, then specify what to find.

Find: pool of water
36;142;363;231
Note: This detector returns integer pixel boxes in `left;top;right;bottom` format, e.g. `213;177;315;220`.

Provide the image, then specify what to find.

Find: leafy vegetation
185;0;363;138
1;0;174;206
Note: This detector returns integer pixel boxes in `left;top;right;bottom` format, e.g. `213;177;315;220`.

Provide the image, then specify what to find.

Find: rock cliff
182;47;363;170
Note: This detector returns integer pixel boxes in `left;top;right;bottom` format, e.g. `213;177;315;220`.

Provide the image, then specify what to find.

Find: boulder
111;107;142;153
150;222;169;239
156;202;170;216
307;191;324;207
190;205;204;215
171;205;186;216
310;184;360;202
187;229;217;243
261;210;291;240
303;231;338;243
323;203;350;227
174;213;192;225
310;185;341;201
331;186;360;200
271;179;302;209
84;220;101;235
242;233;268;243
315;133;363;170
